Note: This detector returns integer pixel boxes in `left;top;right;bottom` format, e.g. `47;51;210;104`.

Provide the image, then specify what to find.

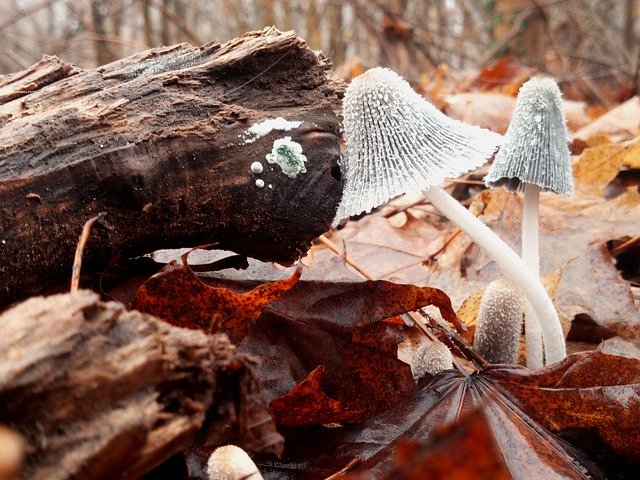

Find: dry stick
317;234;375;280
323;457;362;480
610;234;640;256
414;309;489;370
70;212;107;292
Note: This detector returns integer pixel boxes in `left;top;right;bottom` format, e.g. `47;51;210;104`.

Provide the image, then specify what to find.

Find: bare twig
317;234;375;280
70;212;107;292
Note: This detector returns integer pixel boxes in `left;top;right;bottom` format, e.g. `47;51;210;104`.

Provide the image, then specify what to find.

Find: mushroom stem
522;183;544;367
423;185;566;363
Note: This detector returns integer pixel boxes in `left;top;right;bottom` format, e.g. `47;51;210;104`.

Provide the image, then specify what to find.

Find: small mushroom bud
400;337;454;380
207;445;263;480
474;279;524;364
417;339;454;376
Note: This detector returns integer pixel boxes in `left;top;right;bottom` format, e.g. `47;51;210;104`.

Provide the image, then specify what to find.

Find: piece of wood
0;290;280;479
0;28;345;306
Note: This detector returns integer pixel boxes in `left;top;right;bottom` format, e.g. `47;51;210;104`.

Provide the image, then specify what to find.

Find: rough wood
0;290;276;480
0;28;345;306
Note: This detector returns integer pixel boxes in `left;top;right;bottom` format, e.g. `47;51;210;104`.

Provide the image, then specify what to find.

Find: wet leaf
491;350;640;460
269;366;364;426
377;410;520;480
132;261;302;342
242;279;461;426
243;349;640;479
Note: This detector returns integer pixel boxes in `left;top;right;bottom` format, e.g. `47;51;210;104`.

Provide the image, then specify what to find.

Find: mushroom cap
332;67;503;226
416;339;454;376
474;279;524;364
207;445;263;480
485;77;573;194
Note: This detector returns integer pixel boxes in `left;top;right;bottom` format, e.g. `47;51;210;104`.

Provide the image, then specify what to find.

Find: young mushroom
333;67;566;364
474;279;524;364
207;445;263;480
485;77;573;367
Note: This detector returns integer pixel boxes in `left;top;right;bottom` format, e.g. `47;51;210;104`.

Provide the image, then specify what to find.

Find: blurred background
0;0;638;105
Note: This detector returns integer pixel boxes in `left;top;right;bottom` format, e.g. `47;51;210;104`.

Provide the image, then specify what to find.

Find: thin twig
318;234;375;280
70;212;107;292
610;235;640;257
323;457;362;480
416;309;489;370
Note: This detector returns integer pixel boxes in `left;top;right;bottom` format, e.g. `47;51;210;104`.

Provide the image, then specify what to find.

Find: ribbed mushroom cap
332;67;503;226
485;77;573;194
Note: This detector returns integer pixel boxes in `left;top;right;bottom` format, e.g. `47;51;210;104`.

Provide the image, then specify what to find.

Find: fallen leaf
249;349;637;479
576;96;640;142
492;350;640;463
240;279;461;425
269;366;364;426
376;410;523;480
473;56;531;94
133;260;302;342
573;137;640;197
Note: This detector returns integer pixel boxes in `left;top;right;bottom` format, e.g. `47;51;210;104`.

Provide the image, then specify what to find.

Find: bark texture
0;290;279;480
0;28;345;306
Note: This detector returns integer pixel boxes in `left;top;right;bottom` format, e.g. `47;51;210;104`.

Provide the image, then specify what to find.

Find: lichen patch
266;137;307;178
243;117;302;144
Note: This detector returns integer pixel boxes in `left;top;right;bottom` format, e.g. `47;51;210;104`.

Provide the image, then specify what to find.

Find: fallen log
0;290;281;480
0;28;344;306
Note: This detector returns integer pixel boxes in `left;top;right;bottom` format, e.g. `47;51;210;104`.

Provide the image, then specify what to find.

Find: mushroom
207;445;263;480
333;67;566;364
474;279;524;364
485;77;572;367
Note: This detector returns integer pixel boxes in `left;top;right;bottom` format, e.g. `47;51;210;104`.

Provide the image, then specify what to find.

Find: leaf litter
127;67;640;479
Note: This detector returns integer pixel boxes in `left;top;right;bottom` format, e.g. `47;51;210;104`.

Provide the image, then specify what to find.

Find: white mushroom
207;445;263;480
334;67;566;364
474;279;524;364
485;77;573;367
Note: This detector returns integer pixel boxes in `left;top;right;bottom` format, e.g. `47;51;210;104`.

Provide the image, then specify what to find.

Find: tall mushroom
333;67;566;364
485;77;573;367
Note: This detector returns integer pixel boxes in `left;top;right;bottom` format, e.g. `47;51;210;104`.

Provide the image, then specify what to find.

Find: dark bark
0;28;345;307
0;290;281;479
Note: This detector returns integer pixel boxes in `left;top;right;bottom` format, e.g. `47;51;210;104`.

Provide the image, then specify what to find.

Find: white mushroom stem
424;185;566;363
522;183;544;367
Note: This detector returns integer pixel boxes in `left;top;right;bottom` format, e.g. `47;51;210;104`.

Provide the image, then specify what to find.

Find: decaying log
0;28;345;306
0;291;279;480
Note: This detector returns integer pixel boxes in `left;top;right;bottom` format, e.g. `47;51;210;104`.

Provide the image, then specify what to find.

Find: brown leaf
253;350;636;479
573;137;640;197
240;279;460;426
132;261;301;342
269;366;364;426
379;410;513;480
576;96;640;142
472;56;534;96
491;350;640;459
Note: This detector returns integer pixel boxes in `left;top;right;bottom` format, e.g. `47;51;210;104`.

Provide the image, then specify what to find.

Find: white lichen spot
250;161;263;174
265;137;307;178
243;117;302;144
255;179;265;188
